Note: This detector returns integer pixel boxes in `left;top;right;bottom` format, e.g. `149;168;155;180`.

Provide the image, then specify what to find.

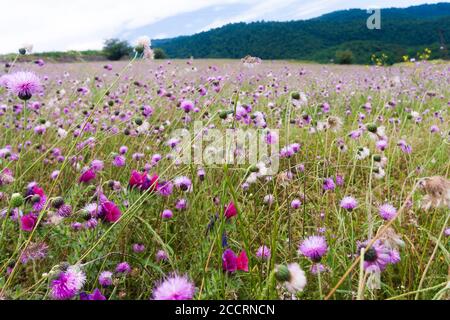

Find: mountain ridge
152;3;450;64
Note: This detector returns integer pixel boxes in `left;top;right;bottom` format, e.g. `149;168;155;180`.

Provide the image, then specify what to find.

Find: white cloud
0;0;445;53
0;0;242;53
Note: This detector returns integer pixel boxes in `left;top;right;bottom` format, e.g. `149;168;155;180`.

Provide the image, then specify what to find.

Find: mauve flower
256;245;271;260
224;202;237;219
299;235;328;262
79;168;96;184
3;71;42;100
162;209;173;219
180;100;194;113
175;198;187;211
323;178;335;191
112;155;126;167
358;240;391;272
174;176;192;192
90;159;104;172
157;180;173;196
378;203;397;221
116;262;131;274
152;274;195;300
291;199;301;209
156;250;169;262
132;243;145;253
99;271;113;287
50;265;86;300
101;201;121;223
340;196;358;211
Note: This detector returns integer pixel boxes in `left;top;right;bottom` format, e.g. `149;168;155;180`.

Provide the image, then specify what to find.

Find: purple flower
90;159;104;172
157;180;173;196
323;178;335;191
359;241;392;272
256;245;271;260
291;199;301;209
156;250;169;262
378;203;397;221
299;235;328;262
115;262;131;274
152;274;195;300
3;71;42;100
132;243;145;253
162;209;173;219
174;176;192;192
180;100;194;113
222;249;237;273
99;271;113;287
112;155;126;167
21;213;37;232
80;288;106;300
50;265;86;300
175;198;188;211
340;196;358;211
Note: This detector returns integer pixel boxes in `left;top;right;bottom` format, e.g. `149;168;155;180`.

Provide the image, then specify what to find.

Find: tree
153;48;168;59
336;50;354;64
103;39;132;61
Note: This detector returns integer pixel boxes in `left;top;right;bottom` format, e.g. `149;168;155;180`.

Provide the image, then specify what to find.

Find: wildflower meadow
0;47;449;301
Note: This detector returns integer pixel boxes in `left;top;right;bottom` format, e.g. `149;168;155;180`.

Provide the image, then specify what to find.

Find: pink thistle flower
299;235;328;262
256;245;271;260
3;71;42;100
340;196;358;211
378;203;397;221
50;265;86;300
152;274;195;300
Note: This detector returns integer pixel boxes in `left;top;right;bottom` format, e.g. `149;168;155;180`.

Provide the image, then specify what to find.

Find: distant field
0;59;448;300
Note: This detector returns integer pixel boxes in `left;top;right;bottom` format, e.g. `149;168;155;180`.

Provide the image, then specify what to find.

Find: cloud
0;0;242;53
0;0;445;53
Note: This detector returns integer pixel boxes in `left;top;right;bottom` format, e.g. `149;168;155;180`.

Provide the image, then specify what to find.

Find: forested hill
152;3;450;64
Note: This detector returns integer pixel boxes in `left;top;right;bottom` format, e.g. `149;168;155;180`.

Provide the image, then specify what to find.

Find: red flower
224;202;237;219
21;213;37;232
222;249;248;273
237;251;249;272
101;201;121;223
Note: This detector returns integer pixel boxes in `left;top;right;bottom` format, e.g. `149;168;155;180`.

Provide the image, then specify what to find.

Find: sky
0;0;447;53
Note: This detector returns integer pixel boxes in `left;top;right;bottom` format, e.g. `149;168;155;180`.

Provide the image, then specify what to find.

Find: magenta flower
152;274;195;300
50;265;86;300
21;213;37;232
101;201;121;223
78;168;96;184
299;235;328;262
224;202;237;219
222;249;248;273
